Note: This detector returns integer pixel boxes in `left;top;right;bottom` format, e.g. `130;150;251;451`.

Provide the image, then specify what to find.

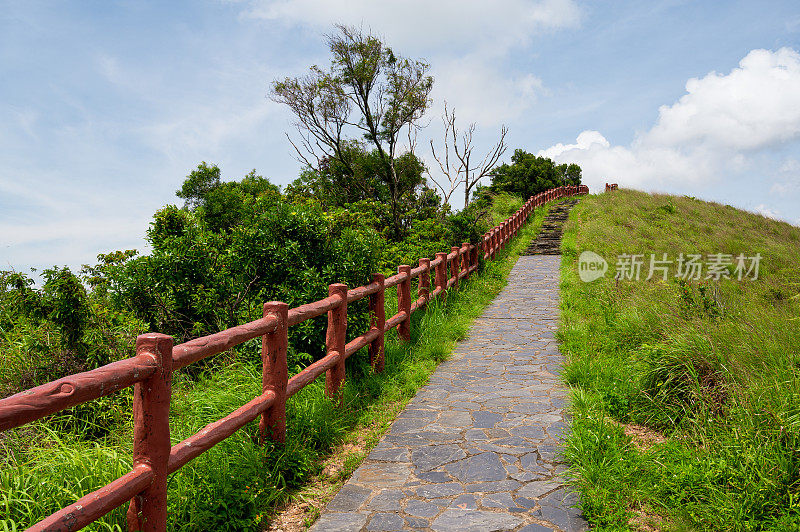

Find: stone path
523;199;579;256
310;255;588;532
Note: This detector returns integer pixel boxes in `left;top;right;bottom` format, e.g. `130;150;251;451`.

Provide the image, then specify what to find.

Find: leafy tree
488;149;582;200
103;193;382;363
176;163;281;233
82;249;139;292
39;267;91;355
285;144;444;237
271;24;434;239
176;161;221;210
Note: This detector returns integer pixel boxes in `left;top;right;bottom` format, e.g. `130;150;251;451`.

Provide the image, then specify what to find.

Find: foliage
488;149;581;200
39;267;91;355
284;146;444;237
176;162;281;233
0;269;145;398
100;195;381;363
271;25;434;239
559;189;800;530
1;199;550;531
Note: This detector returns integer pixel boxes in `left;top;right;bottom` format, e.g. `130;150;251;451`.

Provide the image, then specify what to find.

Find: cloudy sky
2;0;799;275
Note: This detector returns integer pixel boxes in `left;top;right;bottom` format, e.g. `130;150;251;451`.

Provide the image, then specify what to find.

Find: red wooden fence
0;185;588;531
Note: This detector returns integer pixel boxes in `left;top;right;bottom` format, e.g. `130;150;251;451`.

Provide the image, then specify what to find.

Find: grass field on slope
559;189;800;531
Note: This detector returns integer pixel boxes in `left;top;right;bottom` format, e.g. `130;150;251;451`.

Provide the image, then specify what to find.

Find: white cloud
645;48;800;152
243;0;580;126
430;55;546;125
770;158;800;195
243;0;581;53
539;48;800;193
539;130;610;156
142;102;274;164
754;204;781;220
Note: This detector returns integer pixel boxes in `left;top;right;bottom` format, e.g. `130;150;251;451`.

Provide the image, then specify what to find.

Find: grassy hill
559;189;800;530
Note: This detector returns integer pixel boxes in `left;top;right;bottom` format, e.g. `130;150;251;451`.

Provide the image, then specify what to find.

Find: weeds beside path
559;190;800;531
1;199;554;532
264;199;556;531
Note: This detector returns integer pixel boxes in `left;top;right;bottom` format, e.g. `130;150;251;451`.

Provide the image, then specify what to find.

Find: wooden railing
0;185;588;531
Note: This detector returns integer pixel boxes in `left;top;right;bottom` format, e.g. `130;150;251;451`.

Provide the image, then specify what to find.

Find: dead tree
428;102;508;209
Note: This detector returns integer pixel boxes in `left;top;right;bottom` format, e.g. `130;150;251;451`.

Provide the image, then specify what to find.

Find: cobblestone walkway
310;255;588;532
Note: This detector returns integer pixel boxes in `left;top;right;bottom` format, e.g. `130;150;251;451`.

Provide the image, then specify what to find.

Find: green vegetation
0;21;584;531
271;24;434;240
1;202;552;531
559;189;800;530
484;148;582;200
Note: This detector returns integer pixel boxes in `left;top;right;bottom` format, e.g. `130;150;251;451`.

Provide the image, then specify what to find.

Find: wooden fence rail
0;185;588;532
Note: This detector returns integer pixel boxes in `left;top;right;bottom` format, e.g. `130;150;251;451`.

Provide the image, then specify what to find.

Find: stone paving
310;255;588;532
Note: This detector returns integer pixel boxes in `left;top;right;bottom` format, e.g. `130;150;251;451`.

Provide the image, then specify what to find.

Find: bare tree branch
427;102;508;209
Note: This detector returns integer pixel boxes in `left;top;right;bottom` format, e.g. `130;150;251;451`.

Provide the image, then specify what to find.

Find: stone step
523;198;580;256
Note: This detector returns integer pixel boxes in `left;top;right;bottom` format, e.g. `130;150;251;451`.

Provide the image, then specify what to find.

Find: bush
101;198;382;365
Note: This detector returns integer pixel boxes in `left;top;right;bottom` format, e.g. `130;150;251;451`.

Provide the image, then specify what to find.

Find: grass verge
559;189;800;531
1;199;553;531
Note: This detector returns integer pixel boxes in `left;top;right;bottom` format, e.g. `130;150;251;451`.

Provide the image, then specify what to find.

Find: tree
428;102;508;209
489;150;582;200
176;162;221;210
271;24;434;239
176;162;280;233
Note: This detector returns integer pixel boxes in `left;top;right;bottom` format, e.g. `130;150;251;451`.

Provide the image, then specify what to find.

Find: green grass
559;189;800;531
1;200;554;531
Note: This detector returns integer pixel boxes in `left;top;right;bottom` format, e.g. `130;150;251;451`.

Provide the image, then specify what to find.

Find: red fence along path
0;185;588;532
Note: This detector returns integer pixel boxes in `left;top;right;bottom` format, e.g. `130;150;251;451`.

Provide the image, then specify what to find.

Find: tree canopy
271;24;434;239
488;150;582;200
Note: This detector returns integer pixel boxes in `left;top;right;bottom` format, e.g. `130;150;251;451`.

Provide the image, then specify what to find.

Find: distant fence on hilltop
0;184;588;532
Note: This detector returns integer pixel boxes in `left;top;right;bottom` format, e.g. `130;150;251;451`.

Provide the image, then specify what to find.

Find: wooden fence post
260;301;288;443
127;333;172;532
325;283;348;398
450;247;460;289
398;265;411;341
369;274;385;373
419;258;430;303
461;243;470;280
435;252;447;296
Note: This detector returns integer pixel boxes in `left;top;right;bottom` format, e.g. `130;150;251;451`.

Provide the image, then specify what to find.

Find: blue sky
2;0;799;276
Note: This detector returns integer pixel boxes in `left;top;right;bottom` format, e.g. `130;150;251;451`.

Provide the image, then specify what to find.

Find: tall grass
559;189;800;530
1;200;553;531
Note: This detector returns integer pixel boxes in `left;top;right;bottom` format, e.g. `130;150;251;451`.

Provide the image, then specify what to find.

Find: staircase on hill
524;198;580;255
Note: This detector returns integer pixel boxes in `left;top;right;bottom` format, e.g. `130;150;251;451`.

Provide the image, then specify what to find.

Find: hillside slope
559;190;800;531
